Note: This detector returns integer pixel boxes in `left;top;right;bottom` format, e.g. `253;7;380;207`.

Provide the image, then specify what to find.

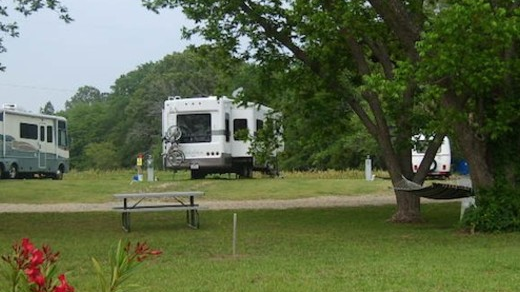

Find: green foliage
416;0;520;138
245;113;283;171
92;240;161;292
462;179;520;232
63;101;112;169
84;142;120;170
65;86;108;110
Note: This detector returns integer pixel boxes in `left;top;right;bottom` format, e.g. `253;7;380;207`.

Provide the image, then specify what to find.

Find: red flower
25;267;46;286
54;274;74;292
22;238;35;252
30;249;45;267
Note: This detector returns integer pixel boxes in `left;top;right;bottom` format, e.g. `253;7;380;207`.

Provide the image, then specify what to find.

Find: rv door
38;124;46;169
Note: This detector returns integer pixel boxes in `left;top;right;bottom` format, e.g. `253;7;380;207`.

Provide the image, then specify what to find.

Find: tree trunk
452;121;495;189
376;132;422;223
392;190;422;222
442;89;495;190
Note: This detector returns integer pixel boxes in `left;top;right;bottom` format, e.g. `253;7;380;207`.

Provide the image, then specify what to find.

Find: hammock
394;177;474;200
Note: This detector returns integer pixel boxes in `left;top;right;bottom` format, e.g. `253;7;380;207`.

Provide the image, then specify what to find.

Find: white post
232;213;238;256
146;154;154;182
365;155;373;181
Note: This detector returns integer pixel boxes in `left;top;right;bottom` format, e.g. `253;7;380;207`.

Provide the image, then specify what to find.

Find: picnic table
113;191;205;232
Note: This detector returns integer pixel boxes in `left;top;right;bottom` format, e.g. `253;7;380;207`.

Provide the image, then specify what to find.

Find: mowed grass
0;204;518;291
0;170;394;203
0;170;518;291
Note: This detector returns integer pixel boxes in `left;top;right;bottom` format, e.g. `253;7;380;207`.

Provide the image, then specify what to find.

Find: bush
461;179;520;232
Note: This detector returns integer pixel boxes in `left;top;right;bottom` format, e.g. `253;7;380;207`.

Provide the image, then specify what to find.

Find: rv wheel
53;167;64;180
0;165;6;179
191;170;205;179
239;165;253;178
8;164;18;179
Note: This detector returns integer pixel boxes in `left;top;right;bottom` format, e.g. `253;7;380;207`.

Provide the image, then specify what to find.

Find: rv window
413;140;442;154
255;120;264;136
40;126;45;142
58;121;68;147
177;114;211;143
20;123;38;140
47;126;53;143
233;119;248;141
256;120;264;130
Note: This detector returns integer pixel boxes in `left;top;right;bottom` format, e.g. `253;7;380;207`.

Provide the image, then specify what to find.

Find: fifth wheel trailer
411;135;451;178
162;96;282;179
0;105;69;179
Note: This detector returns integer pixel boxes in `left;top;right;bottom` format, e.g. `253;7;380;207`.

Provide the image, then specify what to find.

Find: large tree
143;0;519;222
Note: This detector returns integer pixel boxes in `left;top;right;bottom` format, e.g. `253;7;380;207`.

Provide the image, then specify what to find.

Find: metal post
147;154;154;182
232;213;238;256
365;155;373;181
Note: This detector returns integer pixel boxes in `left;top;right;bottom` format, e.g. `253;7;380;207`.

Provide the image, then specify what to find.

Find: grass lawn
0;170;395;203
0;204;518;291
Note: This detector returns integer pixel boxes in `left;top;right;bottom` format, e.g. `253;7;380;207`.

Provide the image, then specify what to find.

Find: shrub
461;179;520;232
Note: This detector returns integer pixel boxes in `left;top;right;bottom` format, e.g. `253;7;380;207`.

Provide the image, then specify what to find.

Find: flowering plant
2;238;162;292
1;238;74;292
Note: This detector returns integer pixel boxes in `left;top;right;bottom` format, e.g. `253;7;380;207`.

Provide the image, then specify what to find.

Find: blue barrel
456;160;469;175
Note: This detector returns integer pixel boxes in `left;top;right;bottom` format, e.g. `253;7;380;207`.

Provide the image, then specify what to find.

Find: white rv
411;135;451;177
0;105;69;179
162;96;281;179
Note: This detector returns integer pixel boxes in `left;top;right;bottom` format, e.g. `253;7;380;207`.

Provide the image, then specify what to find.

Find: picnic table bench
113;191;205;232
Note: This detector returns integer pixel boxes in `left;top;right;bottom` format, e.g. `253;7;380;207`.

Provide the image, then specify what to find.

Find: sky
0;0;200;113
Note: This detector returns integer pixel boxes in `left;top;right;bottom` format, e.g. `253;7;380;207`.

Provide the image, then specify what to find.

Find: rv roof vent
167;96;182;100
2;104;17;110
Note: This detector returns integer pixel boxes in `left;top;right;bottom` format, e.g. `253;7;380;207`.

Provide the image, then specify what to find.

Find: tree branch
368;0;422;62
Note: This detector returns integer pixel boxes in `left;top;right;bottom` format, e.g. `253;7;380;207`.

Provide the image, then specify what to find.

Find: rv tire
53;166;64;180
191;170;205;180
239;165;253;179
8;164;18;179
0;164;6;179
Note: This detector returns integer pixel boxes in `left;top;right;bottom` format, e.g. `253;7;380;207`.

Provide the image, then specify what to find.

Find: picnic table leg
186;196;199;229
122;198;131;232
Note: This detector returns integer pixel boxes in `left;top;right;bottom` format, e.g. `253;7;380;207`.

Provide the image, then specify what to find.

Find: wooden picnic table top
113;191;205;200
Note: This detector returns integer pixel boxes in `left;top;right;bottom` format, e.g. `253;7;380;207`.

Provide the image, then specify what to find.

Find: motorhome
162;96;282;179
0;105;69;179
411;135;451;177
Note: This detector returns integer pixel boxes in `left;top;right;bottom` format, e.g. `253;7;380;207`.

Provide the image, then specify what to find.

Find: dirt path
0;194;403;213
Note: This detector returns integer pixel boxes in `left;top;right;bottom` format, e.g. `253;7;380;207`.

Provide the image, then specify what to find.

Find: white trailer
0;105;69;179
411;135;451;178
162;96;281;179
